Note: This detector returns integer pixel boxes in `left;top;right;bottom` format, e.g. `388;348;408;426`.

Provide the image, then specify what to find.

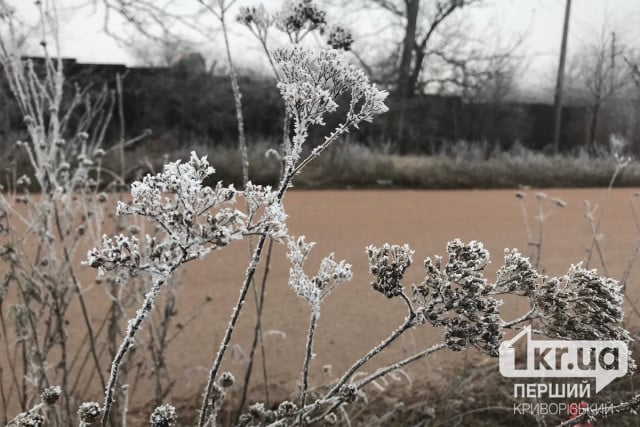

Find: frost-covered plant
534;263;629;342
86;152;286;282
274;45;388;168
285;236;352;421
149;404;177;427
77;402;102;425
494;248;539;296
237;0;354;81
514;190;567;269
275;0;326;42
0;2;143;423
286;236;352;311
412;240;503;356
260;239;632;425
324;25;354;50
84;152;287;423
367;243;414;298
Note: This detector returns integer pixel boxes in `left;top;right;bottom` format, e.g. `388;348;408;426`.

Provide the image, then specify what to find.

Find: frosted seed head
77;402;102;424
41;385;62;405
326;25;353;50
366;243;414;298
149;404;177;427
7;413;45;426
277;401;298;418
339;384;357;403
218;372;235;388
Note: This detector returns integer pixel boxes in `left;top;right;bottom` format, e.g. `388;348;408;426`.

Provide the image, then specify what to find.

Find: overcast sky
9;0;640;94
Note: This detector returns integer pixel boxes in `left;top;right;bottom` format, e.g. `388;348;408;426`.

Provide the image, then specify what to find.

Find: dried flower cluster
494;248;539;296
273;46;388;165
149;404;177;427
324;25;354;50
287;236;352;311
41;385;62;405
237;0;354;74
275;0;326;37
534;264;629;342
413;240;503;356
84;152;287;282
237;4;270;29
366;243;414;298
77;401;102;424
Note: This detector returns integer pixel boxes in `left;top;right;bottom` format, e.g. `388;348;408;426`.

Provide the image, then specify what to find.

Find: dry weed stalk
0;2;204;424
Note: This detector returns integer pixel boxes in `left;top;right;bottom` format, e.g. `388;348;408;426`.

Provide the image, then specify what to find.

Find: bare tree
565;27;632;152
356;0;530;150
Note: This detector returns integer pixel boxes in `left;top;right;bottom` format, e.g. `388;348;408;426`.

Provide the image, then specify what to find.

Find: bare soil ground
4;188;640;420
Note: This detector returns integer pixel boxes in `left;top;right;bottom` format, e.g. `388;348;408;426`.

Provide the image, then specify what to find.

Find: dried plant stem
236;238;274;423
502;309;537;329
585;161;626;269
101;278;165;425
357;342;447;390
0;304;24;410
199;0;249;186
200;116;354;426
198;234;268;427
517;198;533;253
533;198;544;270
53;203;106;391
0;367;7;425
299;310;319;426
222;17;249;186
121;384;129;427
324;310;415;400
307;342;447;424
621;235;640;293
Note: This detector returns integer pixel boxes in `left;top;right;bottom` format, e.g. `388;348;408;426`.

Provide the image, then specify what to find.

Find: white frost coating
84;152;288;284
286;236;352;311
272;45;389;167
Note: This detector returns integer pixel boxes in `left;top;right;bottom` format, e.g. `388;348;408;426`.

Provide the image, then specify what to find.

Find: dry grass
109;140;640;190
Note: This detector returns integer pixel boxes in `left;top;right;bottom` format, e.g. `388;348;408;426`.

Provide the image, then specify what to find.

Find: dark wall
1;57;591;155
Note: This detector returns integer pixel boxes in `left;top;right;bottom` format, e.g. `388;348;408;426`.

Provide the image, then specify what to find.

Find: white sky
8;0;640;94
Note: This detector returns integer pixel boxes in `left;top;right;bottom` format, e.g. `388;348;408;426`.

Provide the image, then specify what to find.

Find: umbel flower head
77;402;102;424
276;0;326;38
237;4;270;28
149;404;177;427
413;240;503;356
273;45;389;165
494;248;539;296
324;25;354;50
534;263;630;342
41;385;62;405
84;152;287;283
366;243;414;298
287;236;352;311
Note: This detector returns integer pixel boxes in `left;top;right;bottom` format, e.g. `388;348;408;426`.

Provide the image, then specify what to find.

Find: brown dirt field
3;188;640;419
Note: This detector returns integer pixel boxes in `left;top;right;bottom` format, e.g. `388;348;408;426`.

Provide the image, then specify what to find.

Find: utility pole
552;0;572;153
610;31;616;91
